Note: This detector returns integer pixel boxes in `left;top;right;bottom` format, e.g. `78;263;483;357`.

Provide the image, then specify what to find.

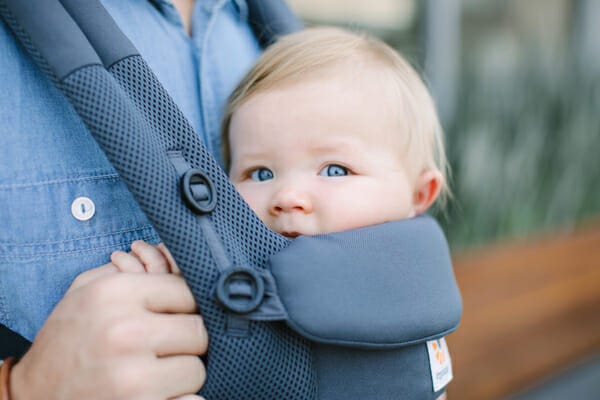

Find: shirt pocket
0;173;160;340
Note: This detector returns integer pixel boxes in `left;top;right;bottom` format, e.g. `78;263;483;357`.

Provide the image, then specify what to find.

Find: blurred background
287;0;600;398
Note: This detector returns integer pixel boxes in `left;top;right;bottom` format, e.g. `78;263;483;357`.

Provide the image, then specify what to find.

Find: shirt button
71;196;96;221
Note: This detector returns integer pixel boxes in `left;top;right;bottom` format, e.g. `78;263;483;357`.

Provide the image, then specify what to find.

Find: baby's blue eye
250;168;274;181
319;164;348;177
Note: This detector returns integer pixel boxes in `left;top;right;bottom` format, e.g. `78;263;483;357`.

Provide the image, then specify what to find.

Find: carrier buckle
216;267;265;314
181;169;217;214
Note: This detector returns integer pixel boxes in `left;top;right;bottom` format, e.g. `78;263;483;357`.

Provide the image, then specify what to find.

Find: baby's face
228;70;418;237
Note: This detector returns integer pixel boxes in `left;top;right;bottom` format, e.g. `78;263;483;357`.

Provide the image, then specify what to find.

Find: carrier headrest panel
269;216;463;348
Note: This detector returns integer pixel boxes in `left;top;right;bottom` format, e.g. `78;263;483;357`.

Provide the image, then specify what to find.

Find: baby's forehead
267;57;392;92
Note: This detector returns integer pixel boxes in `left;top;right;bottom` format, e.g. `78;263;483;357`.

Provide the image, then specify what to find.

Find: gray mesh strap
0;1;316;399
167;151;288;326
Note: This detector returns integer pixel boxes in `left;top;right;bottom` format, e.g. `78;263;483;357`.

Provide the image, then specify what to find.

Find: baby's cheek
319;198;378;233
236;185;270;219
321;193;410;233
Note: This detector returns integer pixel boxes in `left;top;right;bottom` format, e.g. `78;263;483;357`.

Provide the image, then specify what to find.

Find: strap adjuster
181;169;217;214
216;267;265;314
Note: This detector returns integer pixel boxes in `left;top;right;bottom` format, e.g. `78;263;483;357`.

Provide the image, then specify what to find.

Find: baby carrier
0;0;462;399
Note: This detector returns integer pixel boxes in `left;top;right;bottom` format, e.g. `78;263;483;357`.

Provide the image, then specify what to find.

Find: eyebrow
233;136;364;161
309;138;363;155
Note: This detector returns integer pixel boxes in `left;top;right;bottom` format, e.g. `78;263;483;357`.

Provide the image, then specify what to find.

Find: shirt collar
148;0;181;27
148;0;248;21
232;0;249;21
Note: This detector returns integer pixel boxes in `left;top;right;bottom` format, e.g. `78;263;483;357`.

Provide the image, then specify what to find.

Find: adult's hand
10;271;207;400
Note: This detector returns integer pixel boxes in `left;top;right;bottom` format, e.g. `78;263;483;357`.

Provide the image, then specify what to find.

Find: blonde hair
222;27;450;205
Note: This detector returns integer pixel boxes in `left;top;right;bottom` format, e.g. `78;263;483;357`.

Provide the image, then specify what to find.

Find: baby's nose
269;186;313;216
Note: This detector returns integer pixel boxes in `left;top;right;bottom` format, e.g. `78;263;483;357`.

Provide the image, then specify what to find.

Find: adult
0;0;261;398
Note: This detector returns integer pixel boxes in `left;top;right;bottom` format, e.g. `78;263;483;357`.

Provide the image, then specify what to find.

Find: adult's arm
9;272;207;400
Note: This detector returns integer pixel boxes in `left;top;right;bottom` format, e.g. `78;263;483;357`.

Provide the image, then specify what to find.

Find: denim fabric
0;0;261;341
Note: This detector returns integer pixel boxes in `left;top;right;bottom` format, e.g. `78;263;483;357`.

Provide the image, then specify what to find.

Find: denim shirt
0;0;261;341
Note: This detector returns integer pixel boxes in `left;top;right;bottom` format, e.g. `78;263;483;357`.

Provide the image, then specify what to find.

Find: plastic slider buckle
181;169;217;214
216;267;265;314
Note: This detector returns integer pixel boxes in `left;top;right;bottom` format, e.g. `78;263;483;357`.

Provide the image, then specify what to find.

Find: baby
111;26;448;263
105;27;451;398
221;27;448;237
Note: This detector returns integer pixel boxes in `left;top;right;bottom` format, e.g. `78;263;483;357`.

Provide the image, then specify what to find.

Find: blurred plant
434;47;600;250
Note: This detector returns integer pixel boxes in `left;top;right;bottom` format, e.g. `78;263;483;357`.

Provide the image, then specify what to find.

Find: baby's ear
412;170;443;215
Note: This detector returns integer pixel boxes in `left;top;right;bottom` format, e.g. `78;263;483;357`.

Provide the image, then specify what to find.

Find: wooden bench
446;220;600;399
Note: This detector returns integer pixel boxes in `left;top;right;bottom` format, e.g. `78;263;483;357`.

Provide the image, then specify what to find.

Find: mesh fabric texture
59;60;316;399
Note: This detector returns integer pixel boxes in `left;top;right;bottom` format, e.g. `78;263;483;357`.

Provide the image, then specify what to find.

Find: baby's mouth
280;231;302;239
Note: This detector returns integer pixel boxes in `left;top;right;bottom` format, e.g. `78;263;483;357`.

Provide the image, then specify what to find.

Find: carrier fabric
60;59;316;399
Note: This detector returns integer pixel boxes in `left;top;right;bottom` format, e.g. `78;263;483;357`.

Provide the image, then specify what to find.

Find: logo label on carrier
427;337;453;392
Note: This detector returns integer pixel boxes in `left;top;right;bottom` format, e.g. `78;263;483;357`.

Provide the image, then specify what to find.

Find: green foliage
436;57;600;250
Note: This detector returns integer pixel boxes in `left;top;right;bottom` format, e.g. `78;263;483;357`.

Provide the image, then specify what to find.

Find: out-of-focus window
288;0;416;30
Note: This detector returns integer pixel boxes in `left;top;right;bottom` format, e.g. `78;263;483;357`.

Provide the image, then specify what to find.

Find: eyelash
247;167;274;182
242;163;355;181
318;163;352;177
